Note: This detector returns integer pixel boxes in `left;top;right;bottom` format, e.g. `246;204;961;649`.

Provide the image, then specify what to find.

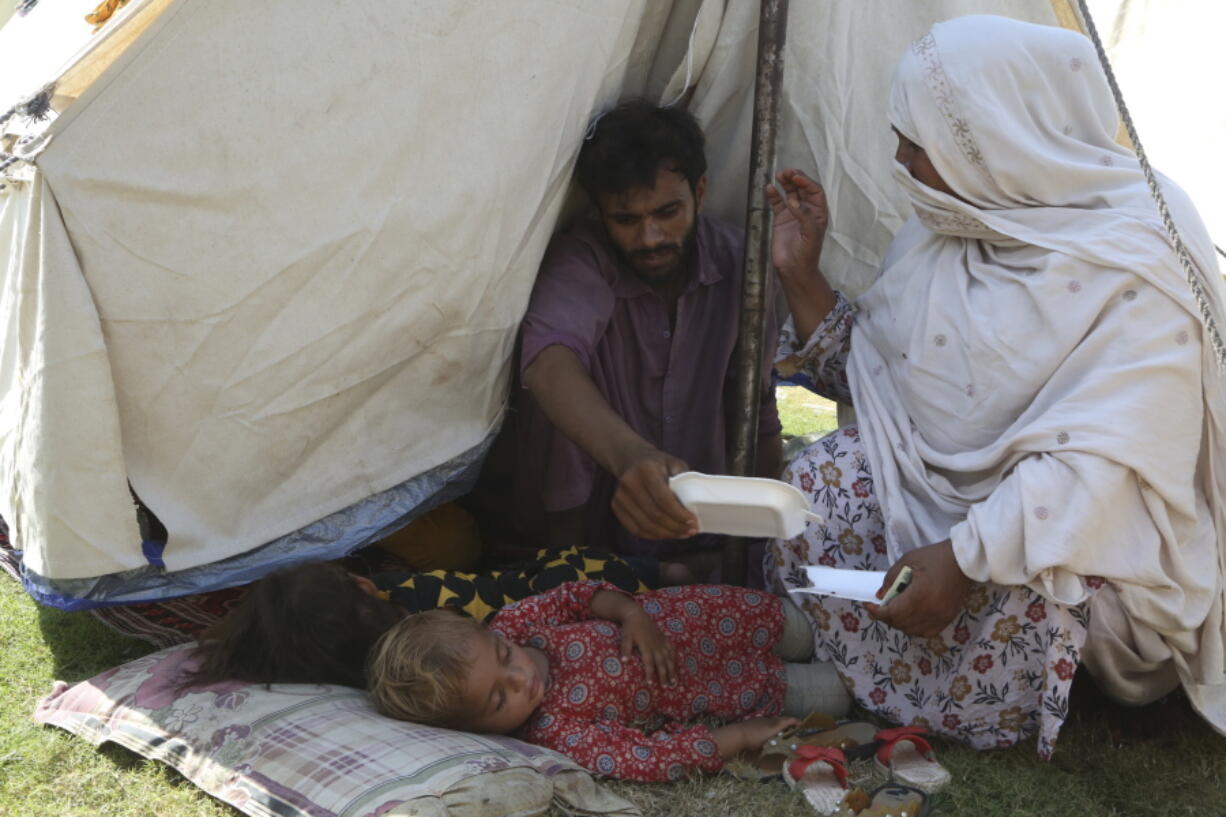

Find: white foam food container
668;472;823;539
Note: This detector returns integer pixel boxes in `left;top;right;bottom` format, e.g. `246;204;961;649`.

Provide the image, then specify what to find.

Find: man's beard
618;222;699;288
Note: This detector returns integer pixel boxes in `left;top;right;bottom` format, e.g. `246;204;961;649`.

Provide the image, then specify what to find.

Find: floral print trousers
767;425;1090;758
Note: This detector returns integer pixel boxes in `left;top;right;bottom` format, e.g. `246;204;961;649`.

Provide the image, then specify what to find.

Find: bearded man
514;100;782;581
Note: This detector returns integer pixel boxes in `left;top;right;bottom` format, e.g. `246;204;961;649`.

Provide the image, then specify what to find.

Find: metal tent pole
723;0;789;586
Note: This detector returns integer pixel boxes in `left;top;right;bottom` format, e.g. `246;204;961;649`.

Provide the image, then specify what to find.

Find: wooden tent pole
723;0;789;586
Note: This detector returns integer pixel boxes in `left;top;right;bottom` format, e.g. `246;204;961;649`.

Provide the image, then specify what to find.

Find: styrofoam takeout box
668;472;823;539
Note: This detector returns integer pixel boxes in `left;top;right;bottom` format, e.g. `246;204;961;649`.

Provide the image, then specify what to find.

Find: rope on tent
19;85;53;122
1077;0;1226;367
0;83;58;190
0;83;57;131
1216;244;1226;262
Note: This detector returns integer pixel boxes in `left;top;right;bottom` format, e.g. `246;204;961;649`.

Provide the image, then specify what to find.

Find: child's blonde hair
366;608;485;726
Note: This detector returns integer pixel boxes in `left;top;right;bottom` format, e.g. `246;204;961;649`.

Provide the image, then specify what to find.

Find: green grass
603;710;1226;817
5;574;1225;816
777;384;840;440
0;576;233;817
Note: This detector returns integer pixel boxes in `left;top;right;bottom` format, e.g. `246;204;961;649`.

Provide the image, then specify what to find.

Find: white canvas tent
0;0;1206;607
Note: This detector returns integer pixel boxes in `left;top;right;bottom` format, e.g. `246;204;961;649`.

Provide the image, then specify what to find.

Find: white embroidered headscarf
848;15;1226;728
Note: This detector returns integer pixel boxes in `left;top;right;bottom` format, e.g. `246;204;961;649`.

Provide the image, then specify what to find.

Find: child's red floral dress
491;581;787;781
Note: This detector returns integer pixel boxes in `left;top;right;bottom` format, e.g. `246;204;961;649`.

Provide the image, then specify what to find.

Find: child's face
456;629;547;734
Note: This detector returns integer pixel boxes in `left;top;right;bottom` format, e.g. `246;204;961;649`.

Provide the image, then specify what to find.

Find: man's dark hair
180;562;406;690
575;100;707;201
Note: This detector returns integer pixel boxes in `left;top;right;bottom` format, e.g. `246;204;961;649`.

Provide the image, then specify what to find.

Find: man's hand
610;445;698;540
865;540;973;638
711;717;799;760
766;169;828;281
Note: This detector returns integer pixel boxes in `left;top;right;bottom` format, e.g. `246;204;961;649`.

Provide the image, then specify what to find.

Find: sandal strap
759;713;843;761
874;726;936;766
786;745;849;789
768;712;840;746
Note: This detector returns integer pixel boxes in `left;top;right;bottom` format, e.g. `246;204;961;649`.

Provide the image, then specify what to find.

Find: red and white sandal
872;726;951;793
783;745;851;816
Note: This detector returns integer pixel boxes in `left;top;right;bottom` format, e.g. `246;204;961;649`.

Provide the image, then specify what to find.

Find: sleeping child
366;580;850;781
183;547;648;690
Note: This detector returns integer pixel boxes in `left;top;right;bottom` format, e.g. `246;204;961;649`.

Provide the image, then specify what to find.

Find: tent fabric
3;0;676;594
689;0;1072;295
21;434;493;610
2;0;1091;604
0;170;142;578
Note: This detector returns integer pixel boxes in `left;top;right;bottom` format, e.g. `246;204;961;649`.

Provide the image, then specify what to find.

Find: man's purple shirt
515;214;781;557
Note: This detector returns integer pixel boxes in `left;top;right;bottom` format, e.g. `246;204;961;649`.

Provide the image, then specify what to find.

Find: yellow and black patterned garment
372;547;649;623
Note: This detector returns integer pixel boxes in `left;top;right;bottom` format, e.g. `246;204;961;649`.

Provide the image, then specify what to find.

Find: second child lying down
367;580;850;781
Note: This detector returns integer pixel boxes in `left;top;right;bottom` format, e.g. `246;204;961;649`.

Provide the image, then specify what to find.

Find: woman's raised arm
766;169;837;342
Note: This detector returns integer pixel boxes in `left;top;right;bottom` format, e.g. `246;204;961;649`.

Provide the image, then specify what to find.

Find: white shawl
849;15;1226;728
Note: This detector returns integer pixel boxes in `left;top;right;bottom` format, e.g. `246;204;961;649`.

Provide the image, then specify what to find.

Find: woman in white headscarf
766;14;1226;755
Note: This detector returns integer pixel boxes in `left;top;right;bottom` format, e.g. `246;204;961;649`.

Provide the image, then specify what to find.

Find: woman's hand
766;169;828;281
711;716;799;760
865;540;973;638
590;590;677;685
766;169;836;341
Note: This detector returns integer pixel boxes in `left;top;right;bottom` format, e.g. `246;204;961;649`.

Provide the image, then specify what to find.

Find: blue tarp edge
16;429;496;610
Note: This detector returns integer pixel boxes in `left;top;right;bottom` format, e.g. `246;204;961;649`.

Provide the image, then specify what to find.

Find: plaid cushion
34;645;638;817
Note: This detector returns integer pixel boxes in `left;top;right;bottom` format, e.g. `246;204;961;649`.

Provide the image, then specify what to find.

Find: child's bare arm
589;590;677;686
491;581;618;641
711;716;798;760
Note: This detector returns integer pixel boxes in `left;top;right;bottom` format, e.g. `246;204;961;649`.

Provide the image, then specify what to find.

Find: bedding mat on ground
35;643;640;817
